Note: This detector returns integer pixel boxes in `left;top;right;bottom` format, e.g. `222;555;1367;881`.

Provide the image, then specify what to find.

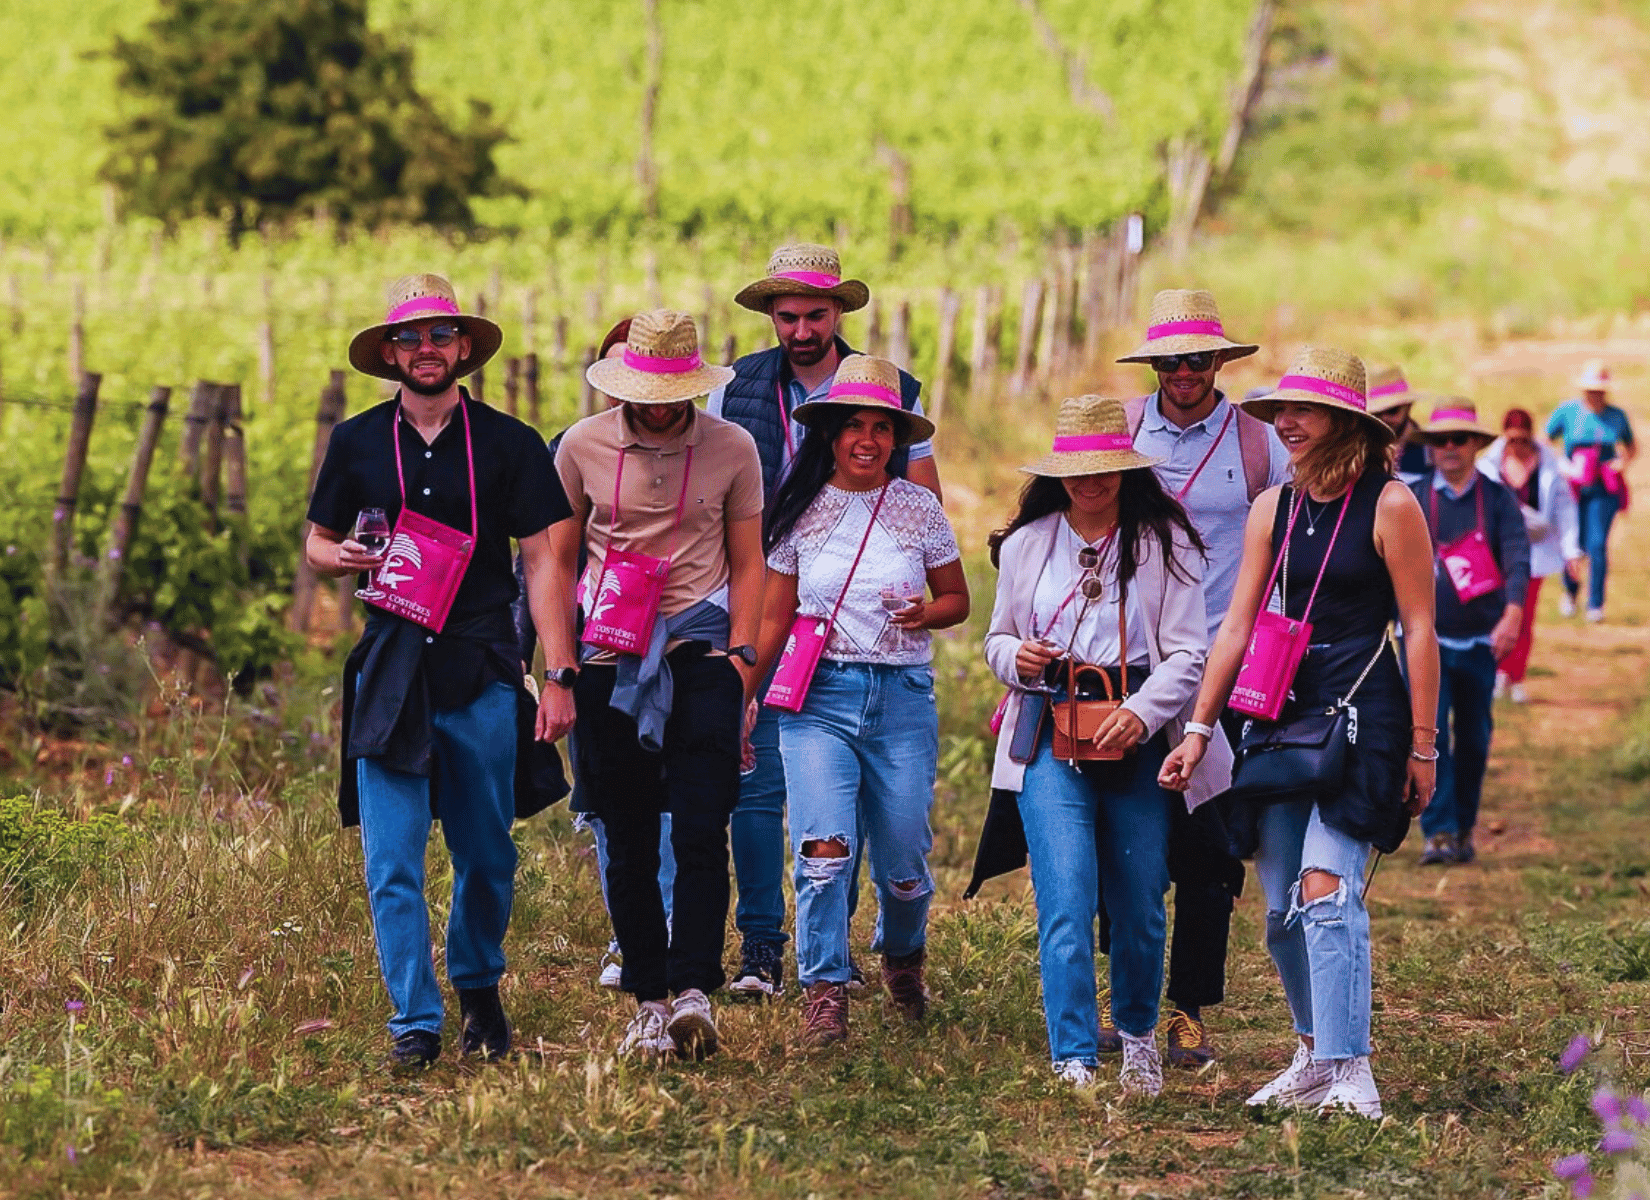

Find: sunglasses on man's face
1433;433;1477;448
385;323;463;351
1151;352;1216;374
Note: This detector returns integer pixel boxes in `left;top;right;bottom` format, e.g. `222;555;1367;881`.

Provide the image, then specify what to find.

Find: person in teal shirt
1545;360;1635;621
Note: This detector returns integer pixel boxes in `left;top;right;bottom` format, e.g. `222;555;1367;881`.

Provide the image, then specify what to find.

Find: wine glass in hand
352;508;390;598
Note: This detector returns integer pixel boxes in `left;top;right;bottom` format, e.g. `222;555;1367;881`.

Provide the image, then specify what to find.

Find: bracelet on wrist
1412;724;1439;734
1410;748;1440;762
1183;720;1215;740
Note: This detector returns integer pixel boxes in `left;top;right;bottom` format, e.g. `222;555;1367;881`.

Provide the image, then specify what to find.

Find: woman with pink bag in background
1545;360;1636;622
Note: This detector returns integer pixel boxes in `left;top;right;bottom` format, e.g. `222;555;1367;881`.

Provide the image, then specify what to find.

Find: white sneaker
666;988;719;1059
1119;1030;1163;1098
1053;1060;1096;1088
1509;682;1529;704
1560;596;1577;617
1586;607;1605;624
1493;671;1509;700
617;1002;672;1059
598;948;623;990
1316;1055;1383;1119
1246;1039;1333;1108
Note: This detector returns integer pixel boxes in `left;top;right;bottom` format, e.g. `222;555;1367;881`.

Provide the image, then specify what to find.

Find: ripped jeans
1254;800;1374;1060
778;660;938;987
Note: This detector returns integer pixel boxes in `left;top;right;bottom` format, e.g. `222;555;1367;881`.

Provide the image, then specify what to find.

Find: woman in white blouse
983;395;1232;1096
751;355;969;1049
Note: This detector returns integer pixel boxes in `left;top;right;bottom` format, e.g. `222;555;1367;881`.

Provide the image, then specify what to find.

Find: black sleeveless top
1268;468;1396;644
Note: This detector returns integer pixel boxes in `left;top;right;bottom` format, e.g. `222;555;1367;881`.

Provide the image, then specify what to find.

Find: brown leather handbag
1050;591;1132;763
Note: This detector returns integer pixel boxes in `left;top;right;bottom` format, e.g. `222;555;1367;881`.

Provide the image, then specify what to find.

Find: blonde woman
1161;348;1439;1118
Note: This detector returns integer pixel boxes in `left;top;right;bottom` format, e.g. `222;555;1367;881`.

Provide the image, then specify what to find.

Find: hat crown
1283;345;1367;399
766;243;844;279
1055;395;1132;440
1431;396;1478;417
625;309;703;361
1144;288;1224;327
1367;364;1405;390
384;273;460;319
831;354;901;399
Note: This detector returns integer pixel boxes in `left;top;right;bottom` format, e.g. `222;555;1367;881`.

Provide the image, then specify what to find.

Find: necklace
1301;496;1330;537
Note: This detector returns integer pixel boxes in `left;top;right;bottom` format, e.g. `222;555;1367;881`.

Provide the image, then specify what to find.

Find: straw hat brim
734;278;871;314
348;316;503;381
1367;389;1421;415
1409;421;1497;445
585;357;736;405
1019;449;1165;478
791;398;935;448
1240;390;1397;443
1117;335;1259;365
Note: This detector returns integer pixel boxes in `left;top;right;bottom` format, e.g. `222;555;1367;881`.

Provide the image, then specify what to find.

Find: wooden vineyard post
1081;232;1109;361
578;347;597;418
179;380;215;482
1010;280;1045;396
524;353;541;427
68;280;85;387
222;385;247;519
864;299;884;359
504;356;521;418
51;372;101;577
258;319;275;410
290;371;347;633
888;299;911;368
552;315;569;368
200;384;227;519
1040;270;1065;387
470;293;487;402
968;285;1000;395
721;334;737;367
104;385;172;614
929;288;961;423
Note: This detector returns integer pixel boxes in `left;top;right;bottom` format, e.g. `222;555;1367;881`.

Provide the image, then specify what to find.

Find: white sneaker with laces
1317;1055;1383;1119
1118;1030;1163;1098
1587;607;1605;624
667;988;719;1059
598;947;623;990
618;1002;672;1059
1246;1039;1334;1108
1560;595;1577;617
1053;1060;1096;1088
1509;682;1529;704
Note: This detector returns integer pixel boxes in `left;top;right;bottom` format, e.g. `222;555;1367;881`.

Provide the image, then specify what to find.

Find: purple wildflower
122;755;132;766
1628;1095;1650;1125
1594;1088;1625;1126
107;547;121;560
1561;1035;1592;1074
104;770;114;787
64;999;85;1013
1573;1175;1595;1199
1555;1154;1591;1179
65;1145;77;1165
1599;1129;1637;1155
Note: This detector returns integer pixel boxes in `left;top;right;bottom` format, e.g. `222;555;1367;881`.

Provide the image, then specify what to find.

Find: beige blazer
983;512;1234;808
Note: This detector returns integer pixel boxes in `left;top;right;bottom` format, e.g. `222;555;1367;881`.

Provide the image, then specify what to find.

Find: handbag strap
1277;486;1351;623
612;442;696;560
775;376;797;459
1337;629;1394;708
1061;540;1132;702
392;397;477;538
1426;473;1485;546
1032;524;1119;640
826;483;889;628
1174;405;1235;501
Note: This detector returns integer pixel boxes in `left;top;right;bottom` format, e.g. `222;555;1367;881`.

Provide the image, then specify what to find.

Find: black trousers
574;650;743;1001
1098;710;1247;1010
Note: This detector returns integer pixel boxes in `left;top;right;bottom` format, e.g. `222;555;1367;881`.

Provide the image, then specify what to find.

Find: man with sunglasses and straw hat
1112;288;1289;1069
1407;401;1530;867
306;273;575;1071
551;310;765;1060
708;243;944;998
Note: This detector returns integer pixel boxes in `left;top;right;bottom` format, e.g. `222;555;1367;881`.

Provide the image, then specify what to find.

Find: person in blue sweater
1545;360;1636;622
1407;401;1531;866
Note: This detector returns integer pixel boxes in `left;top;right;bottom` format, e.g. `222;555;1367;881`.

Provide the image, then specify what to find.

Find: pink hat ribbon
386;295;461;324
1053;433;1134;453
1369;378;1409;399
775;269;843;289
1430;407;1479;424
829;380;900;406
623;348;703;374
1278;374;1367;410
1147;319;1225;340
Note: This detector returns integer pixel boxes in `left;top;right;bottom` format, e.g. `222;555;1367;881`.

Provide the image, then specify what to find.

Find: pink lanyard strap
1427;476;1483;544
776;376;797;459
393;399;477;537
1267;486;1351;622
1031;525;1119;641
826;484;889;627
1174;405;1235;501
612;443;695;561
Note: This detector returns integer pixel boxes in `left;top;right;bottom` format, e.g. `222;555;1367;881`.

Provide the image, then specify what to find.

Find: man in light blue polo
1112;288;1289;1069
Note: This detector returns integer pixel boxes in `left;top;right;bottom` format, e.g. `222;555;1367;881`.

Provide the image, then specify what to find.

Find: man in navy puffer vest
707;243;944;996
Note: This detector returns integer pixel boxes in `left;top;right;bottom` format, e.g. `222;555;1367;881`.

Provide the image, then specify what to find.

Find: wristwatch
728;644;758;667
544;666;578;689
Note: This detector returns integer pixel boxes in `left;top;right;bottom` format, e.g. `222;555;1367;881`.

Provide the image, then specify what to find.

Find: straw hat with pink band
790;354;935;447
1116;289;1259;364
348;273;504;381
1412;398;1496;446
1240;346;1394;443
584;309;735;405
1020;395;1164;477
734;243;871;314
1366;364;1428;415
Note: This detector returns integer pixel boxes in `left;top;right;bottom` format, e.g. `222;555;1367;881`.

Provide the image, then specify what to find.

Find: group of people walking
300;251;1631;1122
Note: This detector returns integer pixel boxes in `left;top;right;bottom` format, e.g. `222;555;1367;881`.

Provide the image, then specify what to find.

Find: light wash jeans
778;661;938;986
356;681;518;1038
589;814;675;955
1254;800;1374;1060
1018;728;1171;1064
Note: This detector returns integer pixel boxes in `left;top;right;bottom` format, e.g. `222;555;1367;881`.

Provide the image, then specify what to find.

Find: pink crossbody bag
359;404;477;633
1430;481;1504;603
764;484;888;713
1229;488;1351;721
582;446;694;657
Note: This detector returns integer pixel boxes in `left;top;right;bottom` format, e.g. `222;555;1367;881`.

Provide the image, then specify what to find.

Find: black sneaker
387;1028;441;1073
458;985;513;1060
729;940;785;998
1455;830;1477;864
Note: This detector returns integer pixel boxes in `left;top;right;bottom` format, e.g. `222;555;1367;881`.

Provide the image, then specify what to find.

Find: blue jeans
779;661;938;986
1563;487;1621;611
356;681;518;1038
1018;728;1171;1063
590;814;675;953
731;708;791;947
1254;801;1373;1060
1421;641;1497;839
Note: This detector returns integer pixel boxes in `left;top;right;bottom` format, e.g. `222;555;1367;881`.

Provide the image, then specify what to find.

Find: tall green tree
100;0;523;235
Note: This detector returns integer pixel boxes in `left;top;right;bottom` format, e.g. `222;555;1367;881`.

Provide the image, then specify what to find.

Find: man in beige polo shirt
547;310;765;1061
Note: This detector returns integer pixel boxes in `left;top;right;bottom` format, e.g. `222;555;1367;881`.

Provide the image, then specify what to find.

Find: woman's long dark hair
987;469;1208;585
764;406;913;552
